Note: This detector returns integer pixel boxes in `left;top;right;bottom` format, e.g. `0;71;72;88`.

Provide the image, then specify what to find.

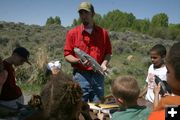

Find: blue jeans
73;69;104;102
0;95;24;109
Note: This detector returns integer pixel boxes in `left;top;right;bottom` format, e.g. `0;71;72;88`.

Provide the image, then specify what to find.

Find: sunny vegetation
73;10;180;40
0;10;179;95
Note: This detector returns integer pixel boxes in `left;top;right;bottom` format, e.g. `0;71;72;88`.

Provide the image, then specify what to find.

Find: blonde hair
111;76;140;103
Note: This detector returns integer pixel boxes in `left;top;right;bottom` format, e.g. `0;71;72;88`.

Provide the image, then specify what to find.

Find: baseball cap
78;2;94;13
13;47;31;65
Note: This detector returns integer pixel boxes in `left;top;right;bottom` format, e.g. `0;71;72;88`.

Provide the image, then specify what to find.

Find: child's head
150;44;166;68
111;76;140;106
46;60;61;76
41;72;83;120
166;42;180;95
12;47;31;66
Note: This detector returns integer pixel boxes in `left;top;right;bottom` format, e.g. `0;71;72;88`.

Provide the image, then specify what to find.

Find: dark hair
150;44;166;58
41;71;82;120
111;76;140;104
13;47;30;60
166;42;180;80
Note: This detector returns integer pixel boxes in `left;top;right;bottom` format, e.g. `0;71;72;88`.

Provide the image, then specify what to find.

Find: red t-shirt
64;24;112;70
0;61;22;100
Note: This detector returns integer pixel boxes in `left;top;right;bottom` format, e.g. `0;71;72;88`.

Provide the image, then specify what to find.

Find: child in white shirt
139;44;167;103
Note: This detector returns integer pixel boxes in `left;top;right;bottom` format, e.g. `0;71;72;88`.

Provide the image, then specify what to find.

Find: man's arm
101;29;112;72
65;54;91;67
65;55;80;64
64;30;78;64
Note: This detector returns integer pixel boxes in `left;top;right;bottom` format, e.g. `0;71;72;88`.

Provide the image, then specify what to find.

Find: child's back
112;106;150;120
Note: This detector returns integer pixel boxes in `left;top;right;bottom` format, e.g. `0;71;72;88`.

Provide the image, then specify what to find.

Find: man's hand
101;63;107;72
101;54;111;73
100;61;109;76
80;59;91;67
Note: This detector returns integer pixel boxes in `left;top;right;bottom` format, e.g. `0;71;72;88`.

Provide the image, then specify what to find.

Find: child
47;60;61;75
139;44;167;103
0;47;30;109
149;42;180;120
111;76;151;120
25;71;84;120
44;60;62;85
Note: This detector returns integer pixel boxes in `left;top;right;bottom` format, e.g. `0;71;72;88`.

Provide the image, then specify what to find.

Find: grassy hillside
0;21;177;95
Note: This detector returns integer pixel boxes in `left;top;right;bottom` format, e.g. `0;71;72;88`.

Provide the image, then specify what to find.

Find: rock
127;55;134;61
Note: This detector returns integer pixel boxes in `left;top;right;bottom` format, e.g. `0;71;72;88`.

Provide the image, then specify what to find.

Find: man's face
79;10;94;26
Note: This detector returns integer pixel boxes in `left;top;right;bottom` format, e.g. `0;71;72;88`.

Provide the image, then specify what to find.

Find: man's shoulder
95;25;108;33
68;25;81;33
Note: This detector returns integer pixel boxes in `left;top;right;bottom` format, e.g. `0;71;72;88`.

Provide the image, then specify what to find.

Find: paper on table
88;103;119;110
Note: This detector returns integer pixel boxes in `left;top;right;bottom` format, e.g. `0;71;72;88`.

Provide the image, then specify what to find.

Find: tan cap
78;2;94;13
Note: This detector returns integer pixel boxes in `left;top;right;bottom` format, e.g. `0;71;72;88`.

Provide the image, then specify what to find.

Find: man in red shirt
64;2;112;102
0;46;31;109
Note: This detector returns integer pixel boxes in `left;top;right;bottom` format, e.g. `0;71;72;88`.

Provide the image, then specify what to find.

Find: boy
139;44;167;103
149;42;180;120
111;76;151;120
0;47;31;109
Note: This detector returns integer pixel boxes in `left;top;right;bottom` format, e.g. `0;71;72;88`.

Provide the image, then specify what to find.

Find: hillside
0;21;178;94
